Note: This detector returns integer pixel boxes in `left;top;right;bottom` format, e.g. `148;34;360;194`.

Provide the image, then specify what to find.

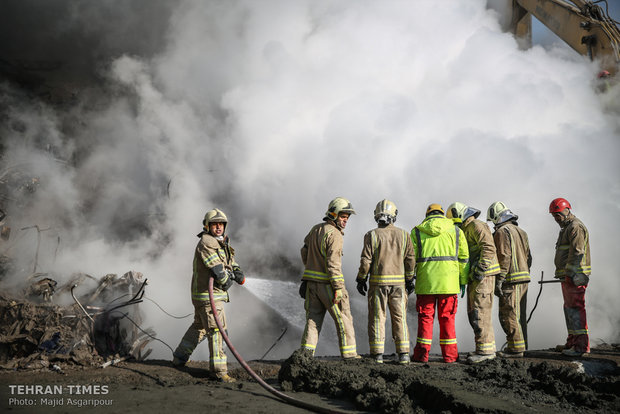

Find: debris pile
0;271;154;371
278;349;620;414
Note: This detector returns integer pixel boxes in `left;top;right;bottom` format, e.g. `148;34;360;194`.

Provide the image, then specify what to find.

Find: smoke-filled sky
1;0;619;360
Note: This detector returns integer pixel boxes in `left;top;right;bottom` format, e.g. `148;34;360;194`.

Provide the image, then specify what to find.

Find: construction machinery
504;0;620;75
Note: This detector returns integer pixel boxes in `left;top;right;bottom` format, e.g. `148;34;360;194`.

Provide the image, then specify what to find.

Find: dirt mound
279;349;620;414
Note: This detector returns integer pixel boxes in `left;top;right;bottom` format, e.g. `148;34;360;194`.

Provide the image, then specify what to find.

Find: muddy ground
1;346;618;414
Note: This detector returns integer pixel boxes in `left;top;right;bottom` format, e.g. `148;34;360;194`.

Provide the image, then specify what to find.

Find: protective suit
300;198;358;359
554;212;591;354
411;208;469;363
493;218;532;354
460;215;500;358
357;205;415;362
172;209;243;382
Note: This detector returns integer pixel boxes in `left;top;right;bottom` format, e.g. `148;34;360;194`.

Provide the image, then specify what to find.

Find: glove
473;262;486;281
571;273;589;287
221;277;233;291
405;279;415;296
460;285;466;298
333;288;343;305
232;265;245;285
494;278;504;297
212;264;234;291
299;280;307;299
356;279;367;296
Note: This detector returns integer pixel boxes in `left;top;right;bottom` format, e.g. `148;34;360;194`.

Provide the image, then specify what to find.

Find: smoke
1;0;619;360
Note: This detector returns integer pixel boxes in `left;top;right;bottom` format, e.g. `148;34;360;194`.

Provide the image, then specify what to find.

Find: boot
497;350;524;358
398;353;410;365
467;353;496;364
216;373;236;383
372;354;383;364
171;356;186;367
561;347;587;357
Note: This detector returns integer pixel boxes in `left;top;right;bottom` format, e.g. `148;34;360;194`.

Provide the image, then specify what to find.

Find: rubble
279;348;620;414
0;271;154;371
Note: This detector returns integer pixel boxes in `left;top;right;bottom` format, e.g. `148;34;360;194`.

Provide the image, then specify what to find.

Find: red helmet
598;70;610;79
549;198;571;214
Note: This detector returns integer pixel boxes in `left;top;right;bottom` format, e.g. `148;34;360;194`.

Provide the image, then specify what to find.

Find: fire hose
208;277;350;414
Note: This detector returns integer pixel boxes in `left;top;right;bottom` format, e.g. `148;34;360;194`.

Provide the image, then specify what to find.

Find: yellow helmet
487;201;518;225
204;208;228;226
325;197;356;221
446;202;480;223
425;203;444;217
374;199;398;224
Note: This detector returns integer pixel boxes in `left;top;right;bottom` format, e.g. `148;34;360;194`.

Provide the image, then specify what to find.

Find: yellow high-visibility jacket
411;215;469;295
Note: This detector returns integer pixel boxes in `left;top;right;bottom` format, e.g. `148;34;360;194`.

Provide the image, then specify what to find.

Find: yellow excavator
504;0;620;76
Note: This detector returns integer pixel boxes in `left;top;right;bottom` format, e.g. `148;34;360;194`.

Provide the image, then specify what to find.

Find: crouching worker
172;208;245;383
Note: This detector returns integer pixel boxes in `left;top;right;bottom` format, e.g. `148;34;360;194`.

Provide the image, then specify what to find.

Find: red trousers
561;277;589;353
413;294;458;363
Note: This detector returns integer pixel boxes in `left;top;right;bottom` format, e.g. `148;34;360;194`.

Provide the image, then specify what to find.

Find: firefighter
299;197;359;359
549;198;591;357
356;199;416;364
447;202;500;363
487;201;532;358
411;204;469;363
172;208;245;383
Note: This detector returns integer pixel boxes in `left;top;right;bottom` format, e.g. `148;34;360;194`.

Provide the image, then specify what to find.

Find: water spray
208;277;351;414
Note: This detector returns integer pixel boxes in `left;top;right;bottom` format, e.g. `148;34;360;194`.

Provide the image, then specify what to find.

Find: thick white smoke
1;0;619;360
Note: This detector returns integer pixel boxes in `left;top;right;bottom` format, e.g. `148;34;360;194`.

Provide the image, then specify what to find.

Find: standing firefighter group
172;196;590;381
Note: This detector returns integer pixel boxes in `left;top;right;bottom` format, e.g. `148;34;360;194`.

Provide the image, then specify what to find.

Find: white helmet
325;197;356;221
487;201;518;225
446;202;480;224
204;208;228;227
374;199;398;224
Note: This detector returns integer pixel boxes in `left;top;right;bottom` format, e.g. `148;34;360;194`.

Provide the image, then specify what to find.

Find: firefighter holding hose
172;208;245;382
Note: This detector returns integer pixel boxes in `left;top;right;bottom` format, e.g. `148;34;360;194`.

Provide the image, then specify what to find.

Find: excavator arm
507;0;620;75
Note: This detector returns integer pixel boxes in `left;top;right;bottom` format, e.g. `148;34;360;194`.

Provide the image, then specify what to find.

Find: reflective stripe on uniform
369;274;405;284
372;289;381;352
480;263;501;276
506;271;530;283
439;338;457;345
209;329;227;369
417;337;432;345
192;291;228;301
203;252;219;267
415;225;462;263
325;284;349;350
303;270;344;283
476;342;496;352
